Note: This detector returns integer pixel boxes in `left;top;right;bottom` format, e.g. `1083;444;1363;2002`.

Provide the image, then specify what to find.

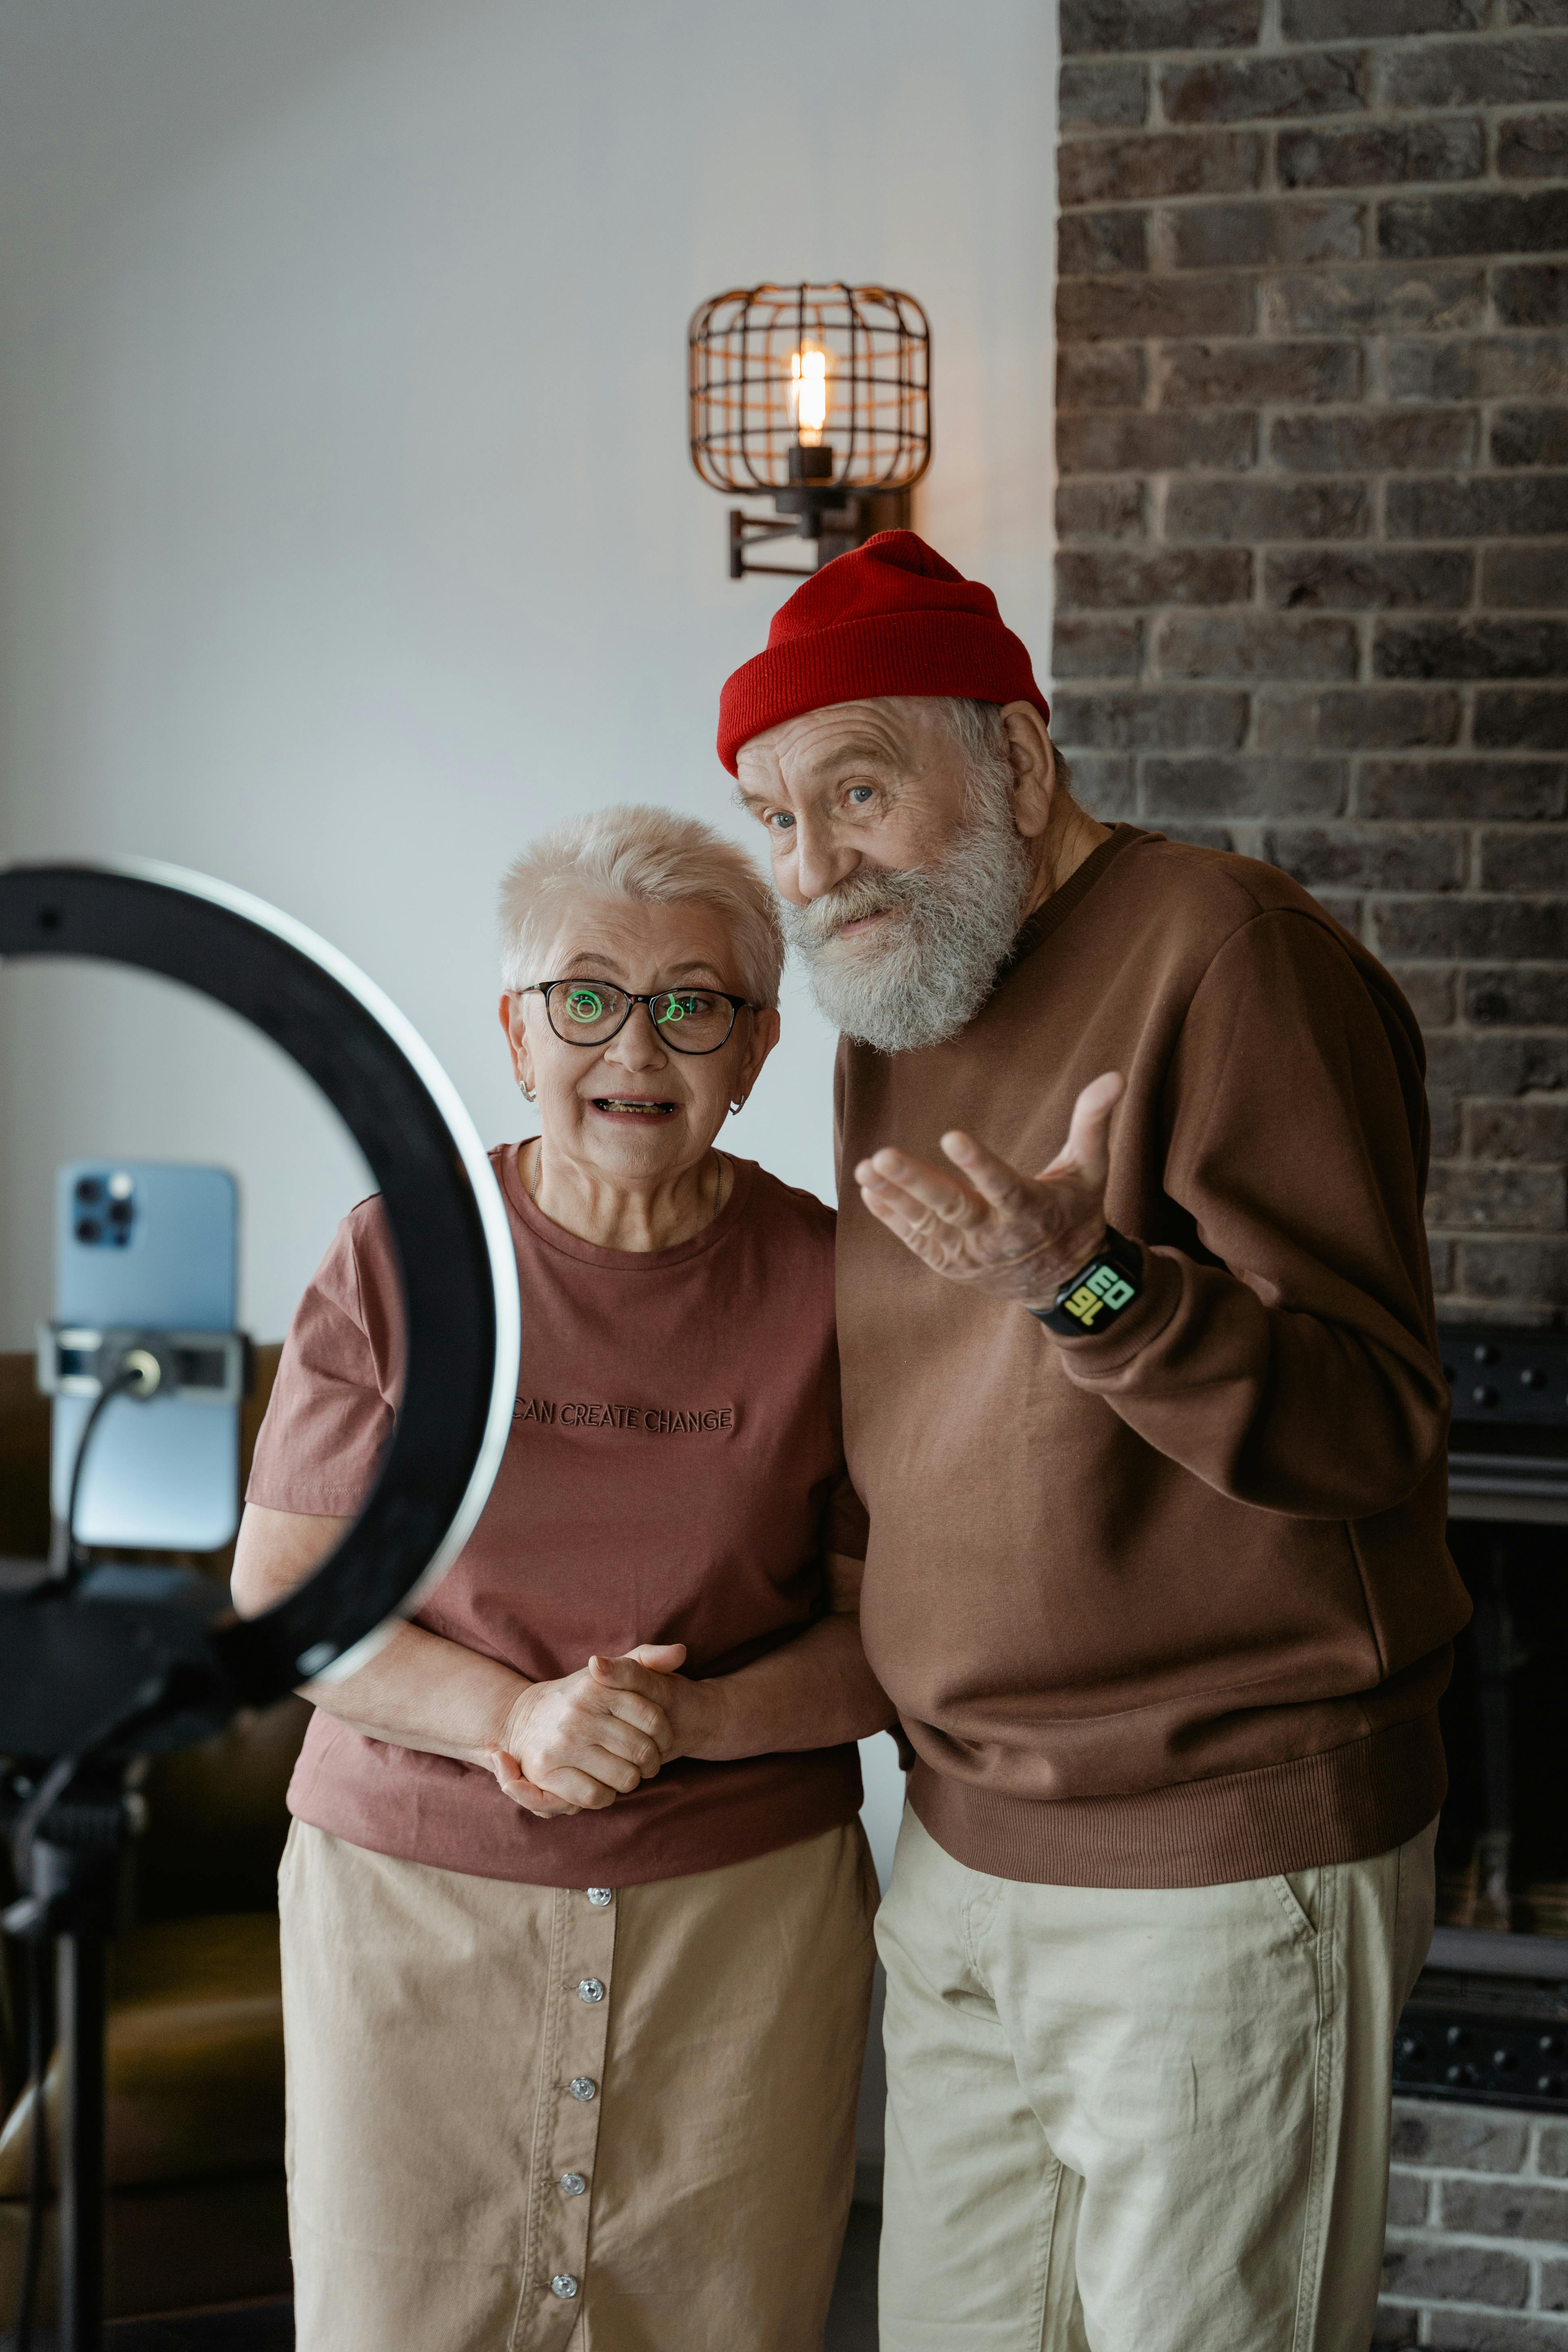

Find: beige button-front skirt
279;1816;878;2352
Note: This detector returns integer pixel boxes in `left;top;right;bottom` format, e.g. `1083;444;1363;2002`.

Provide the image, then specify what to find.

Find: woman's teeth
595;1097;675;1115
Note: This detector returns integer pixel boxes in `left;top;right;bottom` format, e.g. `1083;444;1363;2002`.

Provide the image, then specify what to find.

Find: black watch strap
1029;1226;1143;1338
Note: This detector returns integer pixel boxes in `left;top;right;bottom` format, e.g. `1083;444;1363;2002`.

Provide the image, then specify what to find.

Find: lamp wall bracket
727;484;911;582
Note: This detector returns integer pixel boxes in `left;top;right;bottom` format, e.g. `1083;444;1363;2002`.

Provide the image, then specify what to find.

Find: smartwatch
1029;1226;1143;1338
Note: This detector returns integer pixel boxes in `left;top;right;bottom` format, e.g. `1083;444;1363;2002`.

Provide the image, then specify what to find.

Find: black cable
48;1364;139;1585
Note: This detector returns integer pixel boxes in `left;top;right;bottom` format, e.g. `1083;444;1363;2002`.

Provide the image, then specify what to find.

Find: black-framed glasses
519;977;754;1055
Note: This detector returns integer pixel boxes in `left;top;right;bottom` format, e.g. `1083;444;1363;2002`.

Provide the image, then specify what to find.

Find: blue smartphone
51;1161;241;1551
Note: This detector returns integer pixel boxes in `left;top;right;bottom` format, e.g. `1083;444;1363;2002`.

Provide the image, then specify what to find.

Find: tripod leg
56;1931;106;2352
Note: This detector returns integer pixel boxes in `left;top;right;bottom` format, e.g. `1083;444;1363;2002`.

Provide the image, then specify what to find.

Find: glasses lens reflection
543;982;737;1054
559;985;618;1033
651;992;733;1050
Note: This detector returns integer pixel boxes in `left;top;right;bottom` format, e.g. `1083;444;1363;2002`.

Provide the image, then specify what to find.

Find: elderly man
720;532;1470;2352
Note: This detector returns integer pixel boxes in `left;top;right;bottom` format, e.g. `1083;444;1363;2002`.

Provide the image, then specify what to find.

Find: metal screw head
578;1977;605;2004
569;2075;597;2102
550;2274;579;2300
559;2171;587;2197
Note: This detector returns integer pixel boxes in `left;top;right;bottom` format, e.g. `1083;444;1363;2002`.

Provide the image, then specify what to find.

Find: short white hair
938;697;1074;799
498;804;785;1008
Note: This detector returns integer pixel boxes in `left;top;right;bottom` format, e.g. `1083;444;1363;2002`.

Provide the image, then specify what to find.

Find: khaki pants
280;1817;877;2352
876;1806;1436;2352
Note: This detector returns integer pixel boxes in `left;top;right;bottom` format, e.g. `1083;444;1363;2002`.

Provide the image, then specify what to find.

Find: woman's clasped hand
488;1642;729;1816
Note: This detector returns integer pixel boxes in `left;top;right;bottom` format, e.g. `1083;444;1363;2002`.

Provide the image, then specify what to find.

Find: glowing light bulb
789;345;828;446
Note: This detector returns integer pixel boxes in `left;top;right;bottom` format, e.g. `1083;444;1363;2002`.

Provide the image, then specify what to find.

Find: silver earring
729;1094;748;1114
519;1079;536;1102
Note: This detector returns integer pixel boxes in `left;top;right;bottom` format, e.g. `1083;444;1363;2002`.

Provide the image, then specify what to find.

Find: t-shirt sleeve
246;1204;404;1519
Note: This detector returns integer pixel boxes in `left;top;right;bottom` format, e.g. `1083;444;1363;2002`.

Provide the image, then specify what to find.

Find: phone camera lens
107;1198;133;1226
75;1218;101;1244
74;1177;103;1205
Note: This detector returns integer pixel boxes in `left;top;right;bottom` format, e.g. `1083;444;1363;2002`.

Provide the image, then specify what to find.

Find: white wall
0;0;1058;1368
0;0;1057;2174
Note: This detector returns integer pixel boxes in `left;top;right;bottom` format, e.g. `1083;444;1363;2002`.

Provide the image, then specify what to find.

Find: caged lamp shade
688;282;931;579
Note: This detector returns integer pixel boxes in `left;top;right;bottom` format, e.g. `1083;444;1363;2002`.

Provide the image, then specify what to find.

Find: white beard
781;765;1035;1055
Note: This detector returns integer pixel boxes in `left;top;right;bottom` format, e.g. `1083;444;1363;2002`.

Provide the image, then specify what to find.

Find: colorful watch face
1056;1258;1138;1331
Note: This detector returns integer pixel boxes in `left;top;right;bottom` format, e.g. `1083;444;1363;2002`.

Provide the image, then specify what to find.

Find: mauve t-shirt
247;1146;868;1886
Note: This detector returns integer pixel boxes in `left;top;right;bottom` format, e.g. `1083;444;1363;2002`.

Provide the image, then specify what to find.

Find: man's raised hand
853;1071;1124;1311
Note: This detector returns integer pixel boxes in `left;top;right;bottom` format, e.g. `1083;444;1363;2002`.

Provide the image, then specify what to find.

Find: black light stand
3;1588;229;2352
57;1920;106;2352
0;857;521;2350
8;1330;244;2348
4;1761;141;2352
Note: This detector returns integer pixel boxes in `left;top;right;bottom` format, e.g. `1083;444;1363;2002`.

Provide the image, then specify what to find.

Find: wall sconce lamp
688;282;931;579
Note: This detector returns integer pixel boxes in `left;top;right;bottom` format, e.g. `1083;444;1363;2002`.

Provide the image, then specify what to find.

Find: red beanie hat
716;530;1049;776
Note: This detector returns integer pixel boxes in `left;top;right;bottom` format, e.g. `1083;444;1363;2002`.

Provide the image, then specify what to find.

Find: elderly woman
232;805;892;2352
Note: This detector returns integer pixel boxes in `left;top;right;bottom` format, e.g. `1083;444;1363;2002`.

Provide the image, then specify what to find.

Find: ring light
0;857;521;1749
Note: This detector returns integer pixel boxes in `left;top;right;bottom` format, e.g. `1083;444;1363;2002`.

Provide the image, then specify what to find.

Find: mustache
781;866;927;956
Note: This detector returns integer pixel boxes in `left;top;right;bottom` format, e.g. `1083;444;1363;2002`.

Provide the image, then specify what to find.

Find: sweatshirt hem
905;1711;1446;1888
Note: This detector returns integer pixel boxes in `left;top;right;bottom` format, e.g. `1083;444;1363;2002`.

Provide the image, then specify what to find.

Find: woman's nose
605;1006;667;1070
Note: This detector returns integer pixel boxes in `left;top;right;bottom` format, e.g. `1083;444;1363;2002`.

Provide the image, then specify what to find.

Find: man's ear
999;703;1058;841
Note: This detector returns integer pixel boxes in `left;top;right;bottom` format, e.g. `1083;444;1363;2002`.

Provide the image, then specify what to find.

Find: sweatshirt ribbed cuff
1042;1242;1184;1379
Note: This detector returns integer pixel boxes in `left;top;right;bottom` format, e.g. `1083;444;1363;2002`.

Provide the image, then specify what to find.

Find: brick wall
1381;2098;1568;2347
1052;0;1568;1327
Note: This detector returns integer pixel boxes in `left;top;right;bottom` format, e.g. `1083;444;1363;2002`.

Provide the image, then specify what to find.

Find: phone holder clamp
36;1324;253;1407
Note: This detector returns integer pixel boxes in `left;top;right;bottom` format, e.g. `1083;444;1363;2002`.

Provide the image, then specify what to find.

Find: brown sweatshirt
835;824;1471;1889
